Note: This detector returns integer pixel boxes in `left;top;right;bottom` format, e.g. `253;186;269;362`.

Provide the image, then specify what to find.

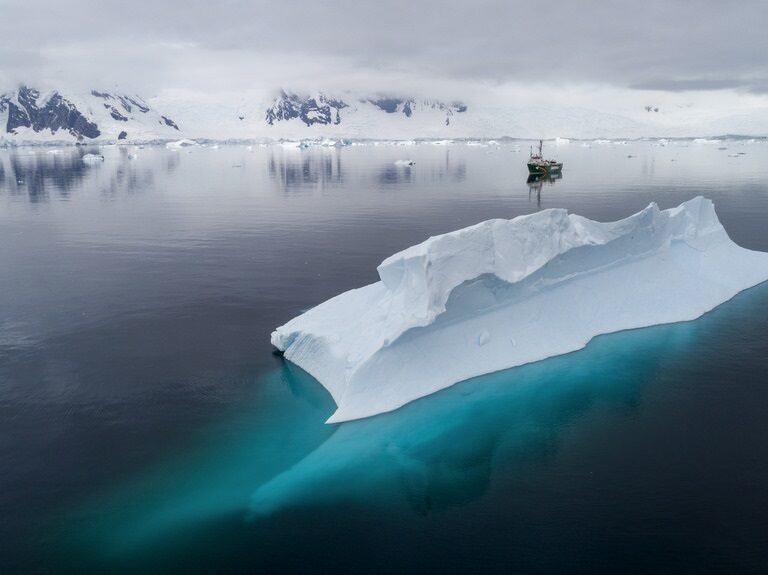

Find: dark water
2;140;768;574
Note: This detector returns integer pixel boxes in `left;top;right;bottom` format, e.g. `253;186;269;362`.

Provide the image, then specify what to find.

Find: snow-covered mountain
263;91;467;128
146;89;690;141
0;86;180;144
4;84;768;143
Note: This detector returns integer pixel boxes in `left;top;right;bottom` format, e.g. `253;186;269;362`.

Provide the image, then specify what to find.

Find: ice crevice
271;197;768;423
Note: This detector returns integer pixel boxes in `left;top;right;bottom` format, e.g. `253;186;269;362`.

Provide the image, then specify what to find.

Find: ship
527;139;563;175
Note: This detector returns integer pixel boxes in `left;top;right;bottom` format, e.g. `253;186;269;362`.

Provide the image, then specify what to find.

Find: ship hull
527;162;563;175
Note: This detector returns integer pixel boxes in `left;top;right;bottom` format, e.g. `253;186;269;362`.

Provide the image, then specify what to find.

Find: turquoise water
57;289;768;574
2;141;768;573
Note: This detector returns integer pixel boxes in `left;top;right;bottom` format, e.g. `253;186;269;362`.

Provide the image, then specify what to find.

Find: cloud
1;0;768;100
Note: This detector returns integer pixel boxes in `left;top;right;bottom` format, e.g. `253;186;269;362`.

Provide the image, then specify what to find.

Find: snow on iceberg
271;197;768;423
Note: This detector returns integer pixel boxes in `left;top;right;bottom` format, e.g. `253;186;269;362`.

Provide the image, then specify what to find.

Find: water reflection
266;148;468;192
379;163;414;184
527;172;562;206
0;148;169;202
267;149;344;192
102;149;156;200
0;149;95;201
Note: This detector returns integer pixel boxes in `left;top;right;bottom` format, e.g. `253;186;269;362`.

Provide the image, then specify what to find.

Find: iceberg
271;197;768;423
165;139;198;149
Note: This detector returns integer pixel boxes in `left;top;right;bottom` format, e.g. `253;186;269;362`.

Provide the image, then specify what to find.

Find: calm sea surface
2;140;768;574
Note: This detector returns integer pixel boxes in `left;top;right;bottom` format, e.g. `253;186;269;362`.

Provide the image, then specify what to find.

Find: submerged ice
271;197;768;423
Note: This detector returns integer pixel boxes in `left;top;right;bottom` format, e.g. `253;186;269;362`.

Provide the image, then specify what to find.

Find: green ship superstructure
527;139;563;175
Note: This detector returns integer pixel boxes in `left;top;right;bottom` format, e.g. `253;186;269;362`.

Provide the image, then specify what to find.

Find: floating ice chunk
166;139;198;149
693;138;720;145
271;197;768;423
554;137;570;145
82;153;104;162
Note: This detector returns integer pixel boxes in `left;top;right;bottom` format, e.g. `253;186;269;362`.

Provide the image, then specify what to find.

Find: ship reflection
527;172;562;206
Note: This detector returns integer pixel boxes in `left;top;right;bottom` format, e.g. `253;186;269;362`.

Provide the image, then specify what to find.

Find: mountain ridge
0;86;180;144
3;84;768;143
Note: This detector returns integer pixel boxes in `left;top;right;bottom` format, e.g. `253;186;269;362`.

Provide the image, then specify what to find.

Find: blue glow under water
2;141;768;573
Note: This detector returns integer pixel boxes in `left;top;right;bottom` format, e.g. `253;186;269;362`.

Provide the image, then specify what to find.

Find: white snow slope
272;197;768;423
0;88;180;144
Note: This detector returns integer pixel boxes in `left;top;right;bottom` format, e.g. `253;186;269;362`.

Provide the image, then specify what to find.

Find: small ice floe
166;139;197;149
657;139;669;146
46;149;61;155
82;153;104;162
127;153;137;160
281;140;311;150
426;139;453;146
593;139;611;145
693;138;720;145
477;330;491;346
554;137;570;145
394;160;415;166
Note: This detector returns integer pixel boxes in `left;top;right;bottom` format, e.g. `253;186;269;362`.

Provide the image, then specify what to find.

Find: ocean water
1;140;768;574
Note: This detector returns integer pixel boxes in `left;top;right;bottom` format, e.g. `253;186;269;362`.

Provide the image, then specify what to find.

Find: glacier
271;197;768;423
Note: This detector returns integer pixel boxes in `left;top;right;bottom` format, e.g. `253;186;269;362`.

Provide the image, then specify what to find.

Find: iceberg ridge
271;197;768;423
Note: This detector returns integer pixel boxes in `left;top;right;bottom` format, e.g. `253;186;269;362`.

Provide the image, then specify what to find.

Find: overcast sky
1;0;767;105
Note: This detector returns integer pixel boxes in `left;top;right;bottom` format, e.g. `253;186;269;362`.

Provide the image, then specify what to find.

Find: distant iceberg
165;139;198;149
271;197;768;423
